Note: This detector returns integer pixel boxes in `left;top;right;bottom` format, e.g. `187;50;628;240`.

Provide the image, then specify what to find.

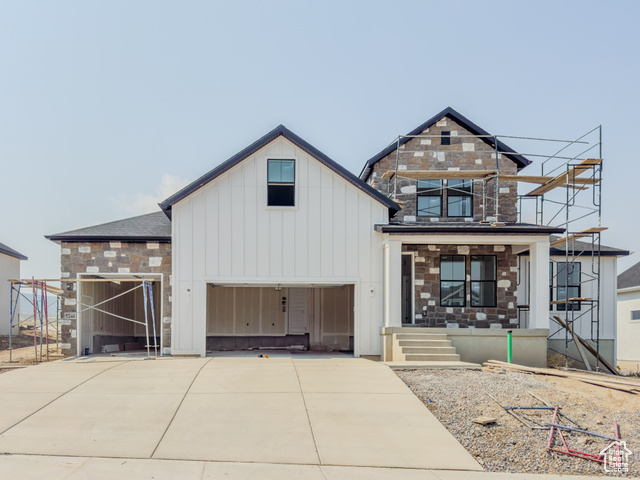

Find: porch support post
529;240;550;329
383;238;403;328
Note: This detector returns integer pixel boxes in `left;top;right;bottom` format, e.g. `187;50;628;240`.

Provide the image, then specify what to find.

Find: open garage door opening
77;274;162;355
206;284;354;353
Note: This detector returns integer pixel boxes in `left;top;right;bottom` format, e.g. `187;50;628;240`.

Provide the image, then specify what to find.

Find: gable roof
159;124;400;218
618;260;640;289
45;211;171;243
0;241;27;261
360;107;532;181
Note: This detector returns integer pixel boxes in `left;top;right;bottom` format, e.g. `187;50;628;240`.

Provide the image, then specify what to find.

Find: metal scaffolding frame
379;125;605;370
8;279;62;363
8;276;160;359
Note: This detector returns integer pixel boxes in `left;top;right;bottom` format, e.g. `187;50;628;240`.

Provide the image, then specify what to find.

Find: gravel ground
397;368;640;477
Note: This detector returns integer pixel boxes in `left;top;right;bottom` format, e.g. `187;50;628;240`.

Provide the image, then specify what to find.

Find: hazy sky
1;0;639;282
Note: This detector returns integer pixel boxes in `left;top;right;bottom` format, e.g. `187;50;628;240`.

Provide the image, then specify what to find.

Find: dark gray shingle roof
0;242;28;260
549;236;629;257
618;260;640;289
46;211;171;242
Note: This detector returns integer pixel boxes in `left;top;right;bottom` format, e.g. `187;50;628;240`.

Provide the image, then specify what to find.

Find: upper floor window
417;180;442;217
447;179;473;217
441;131;451;145
631;310;640;321
267;159;295;206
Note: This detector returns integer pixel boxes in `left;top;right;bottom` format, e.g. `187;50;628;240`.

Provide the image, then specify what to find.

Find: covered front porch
378;224;563;367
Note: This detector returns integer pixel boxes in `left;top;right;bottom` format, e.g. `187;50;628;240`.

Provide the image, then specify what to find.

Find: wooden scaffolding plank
392;170;496;180
551;316;619;375
499;175;553;184
549;227;608;248
525;158;602;196
381;171;395;180
550;297;593;305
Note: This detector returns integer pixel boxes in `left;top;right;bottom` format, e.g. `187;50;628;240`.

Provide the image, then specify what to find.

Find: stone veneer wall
403;244;518;328
58;241;172;355
368;115;519;224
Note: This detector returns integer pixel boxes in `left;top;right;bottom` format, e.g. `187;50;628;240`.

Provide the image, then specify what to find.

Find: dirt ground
0;332;63;374
398;368;640;477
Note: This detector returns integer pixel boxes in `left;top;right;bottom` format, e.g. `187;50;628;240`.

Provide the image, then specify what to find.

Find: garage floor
0;353;484;477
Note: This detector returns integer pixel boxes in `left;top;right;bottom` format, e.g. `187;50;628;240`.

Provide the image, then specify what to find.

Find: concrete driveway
0;352;486;477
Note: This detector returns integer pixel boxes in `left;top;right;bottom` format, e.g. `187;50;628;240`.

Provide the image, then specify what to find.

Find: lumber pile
482;360;640;394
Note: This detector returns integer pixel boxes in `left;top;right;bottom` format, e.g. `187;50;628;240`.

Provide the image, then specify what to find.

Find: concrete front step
394;333;448;341
397;340;453;347
405;353;461;361
386;361;482;370
401;346;457;355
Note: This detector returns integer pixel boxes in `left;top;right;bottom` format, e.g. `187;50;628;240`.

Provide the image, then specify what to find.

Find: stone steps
392;332;461;363
401;346;457;355
405;353;461;362
394;333;448;341
397;340;453;347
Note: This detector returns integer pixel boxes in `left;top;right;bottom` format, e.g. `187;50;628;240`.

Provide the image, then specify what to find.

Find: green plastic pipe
507;330;513;363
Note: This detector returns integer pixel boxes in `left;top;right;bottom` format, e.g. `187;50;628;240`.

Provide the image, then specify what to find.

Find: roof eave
0;250;28;261
374;224;565;235
45;235;171;243
617;285;640;293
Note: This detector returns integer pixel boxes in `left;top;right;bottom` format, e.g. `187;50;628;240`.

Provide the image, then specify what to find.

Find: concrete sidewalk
0;455;616;480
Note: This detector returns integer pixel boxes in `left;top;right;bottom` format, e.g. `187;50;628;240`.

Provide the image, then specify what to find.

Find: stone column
529;240;550;329
383;238;403;328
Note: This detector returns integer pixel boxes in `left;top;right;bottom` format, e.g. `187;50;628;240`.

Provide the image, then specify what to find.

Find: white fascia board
617;285;640;294
386;234;549;246
202;277;361;285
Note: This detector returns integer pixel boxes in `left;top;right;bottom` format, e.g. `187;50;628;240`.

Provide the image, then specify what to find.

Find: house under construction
16;107;627;371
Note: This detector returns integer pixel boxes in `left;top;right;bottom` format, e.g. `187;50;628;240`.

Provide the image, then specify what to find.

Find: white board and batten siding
516;256;618;340
171;136;388;356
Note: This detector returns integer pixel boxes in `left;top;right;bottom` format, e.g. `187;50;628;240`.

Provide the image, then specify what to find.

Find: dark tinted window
267;159;295;206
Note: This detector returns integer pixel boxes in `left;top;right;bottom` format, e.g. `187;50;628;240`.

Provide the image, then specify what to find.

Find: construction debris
471;416;497;426
546;407;622;464
482;360;640;394
486;392;583;430
551;316;619;375
396;367;640;476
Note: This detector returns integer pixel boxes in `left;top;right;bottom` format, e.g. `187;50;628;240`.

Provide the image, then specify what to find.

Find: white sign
601;441;633;474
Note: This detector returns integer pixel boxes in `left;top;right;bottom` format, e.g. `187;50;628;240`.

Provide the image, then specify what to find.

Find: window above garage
267;159;295;207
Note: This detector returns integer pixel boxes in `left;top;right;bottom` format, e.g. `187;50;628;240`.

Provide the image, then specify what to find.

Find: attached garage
206;285;354;352
77;275;162;355
162;125;399;357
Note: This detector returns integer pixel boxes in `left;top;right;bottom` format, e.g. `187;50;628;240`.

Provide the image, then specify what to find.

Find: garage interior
78;276;161;354
206;284;354;352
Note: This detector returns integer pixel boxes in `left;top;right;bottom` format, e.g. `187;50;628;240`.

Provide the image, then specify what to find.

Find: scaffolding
379;125;606;371
8;279;62;363
8;277;160;359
